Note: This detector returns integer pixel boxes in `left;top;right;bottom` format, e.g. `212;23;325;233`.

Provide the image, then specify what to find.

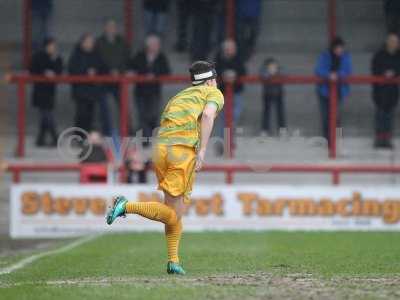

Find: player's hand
195;149;206;172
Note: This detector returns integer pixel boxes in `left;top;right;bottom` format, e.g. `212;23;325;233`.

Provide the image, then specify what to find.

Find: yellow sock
125;201;178;225
165;220;182;263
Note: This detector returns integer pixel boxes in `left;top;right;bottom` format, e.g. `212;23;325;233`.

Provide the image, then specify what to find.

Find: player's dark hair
189;61;217;86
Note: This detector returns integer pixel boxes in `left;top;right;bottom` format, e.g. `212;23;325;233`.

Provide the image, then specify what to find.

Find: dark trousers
176;0;192;49
319;95;340;145
262;95;286;134
237;16;260;61
136;94;161;140
386;11;400;35
375;106;395;141
99;86;118;136
37;108;57;144
75;98;95;134
191;14;213;60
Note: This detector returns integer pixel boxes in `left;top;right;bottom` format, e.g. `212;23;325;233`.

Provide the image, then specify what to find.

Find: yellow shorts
153;144;197;204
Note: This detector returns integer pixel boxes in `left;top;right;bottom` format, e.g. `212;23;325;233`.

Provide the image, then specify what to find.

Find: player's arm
195;103;218;172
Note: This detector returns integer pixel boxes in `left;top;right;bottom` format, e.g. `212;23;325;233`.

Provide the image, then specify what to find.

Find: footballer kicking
106;61;224;275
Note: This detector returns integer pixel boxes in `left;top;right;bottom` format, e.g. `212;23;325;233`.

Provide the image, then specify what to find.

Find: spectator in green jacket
95;19;131;136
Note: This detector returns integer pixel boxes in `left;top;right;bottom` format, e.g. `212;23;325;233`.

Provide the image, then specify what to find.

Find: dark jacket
144;0;170;12
372;48;400;111
260;68;283;101
236;0;261;18
128;50;170;97
68;46;106;101
215;52;246;93
95;34;130;72
315;50;352;99
30;50;63;109
385;0;400;13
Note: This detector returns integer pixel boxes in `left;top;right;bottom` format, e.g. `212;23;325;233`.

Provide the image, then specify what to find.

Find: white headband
193;71;213;80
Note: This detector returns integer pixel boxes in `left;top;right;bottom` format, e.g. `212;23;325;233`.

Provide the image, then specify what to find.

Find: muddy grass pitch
0;232;399;299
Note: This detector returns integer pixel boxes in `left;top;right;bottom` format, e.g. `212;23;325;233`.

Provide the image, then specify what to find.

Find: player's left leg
164;192;186;275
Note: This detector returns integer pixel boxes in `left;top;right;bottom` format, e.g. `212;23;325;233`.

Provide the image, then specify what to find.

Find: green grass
1;232;400;300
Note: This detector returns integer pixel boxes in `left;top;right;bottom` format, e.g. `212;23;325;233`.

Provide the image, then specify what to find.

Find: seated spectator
79;131;109;183
236;0;262;61
30;37;63;147
96;19;131;136
143;0;170;37
124;146;149;184
260;58;286;135
68;34;106;138
215;39;246;137
385;0;400;35
371;33;400;149
128;35;171;145
315;37;352;146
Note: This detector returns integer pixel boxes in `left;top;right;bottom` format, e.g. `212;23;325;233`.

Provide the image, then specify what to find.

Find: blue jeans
215;93;242;138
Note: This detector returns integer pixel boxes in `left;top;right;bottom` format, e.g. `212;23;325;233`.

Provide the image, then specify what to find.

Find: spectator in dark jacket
30;38;63;147
260;58;286;135
315;37;352;146
128;35;170;143
96;19;130;136
215;39;246;135
144;0;170;36
385;0;400;35
371;33;400;149
236;0;262;61
68;34;106;136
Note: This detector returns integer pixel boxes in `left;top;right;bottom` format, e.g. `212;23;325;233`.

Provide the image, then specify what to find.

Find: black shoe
35;136;45;147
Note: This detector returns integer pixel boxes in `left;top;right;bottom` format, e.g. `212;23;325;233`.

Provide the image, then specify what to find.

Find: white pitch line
0;234;100;276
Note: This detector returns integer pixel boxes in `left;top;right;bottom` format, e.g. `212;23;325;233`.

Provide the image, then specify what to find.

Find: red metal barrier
22;0;32;69
6;162;400;185
328;0;337;41
226;0;235;40
124;0;133;47
9;73;400;160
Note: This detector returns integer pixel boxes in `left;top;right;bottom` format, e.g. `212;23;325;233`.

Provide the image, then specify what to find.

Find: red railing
5;162;400;185
8;73;400;159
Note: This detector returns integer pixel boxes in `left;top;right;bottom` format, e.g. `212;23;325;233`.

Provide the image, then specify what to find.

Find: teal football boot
167;261;186;275
106;195;128;225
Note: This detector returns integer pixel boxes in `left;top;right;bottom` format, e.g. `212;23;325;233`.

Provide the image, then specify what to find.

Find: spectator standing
30;38;63;147
143;0;170;36
315;37;352;146
31;0;54;51
128;35;170;144
371;33;400;149
215;39;246;135
384;0;400;35
190;0;217;61
68;34;106;137
96;19;131;136
236;0;262;61
260;58;286;135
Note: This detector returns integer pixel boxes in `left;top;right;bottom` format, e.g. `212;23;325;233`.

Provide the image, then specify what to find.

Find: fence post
124;0;133;48
329;79;337;159
332;170;340;185
17;80;26;158
119;78;129;138
328;0;337;41
225;82;234;158
225;0;235;40
22;0;32;68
